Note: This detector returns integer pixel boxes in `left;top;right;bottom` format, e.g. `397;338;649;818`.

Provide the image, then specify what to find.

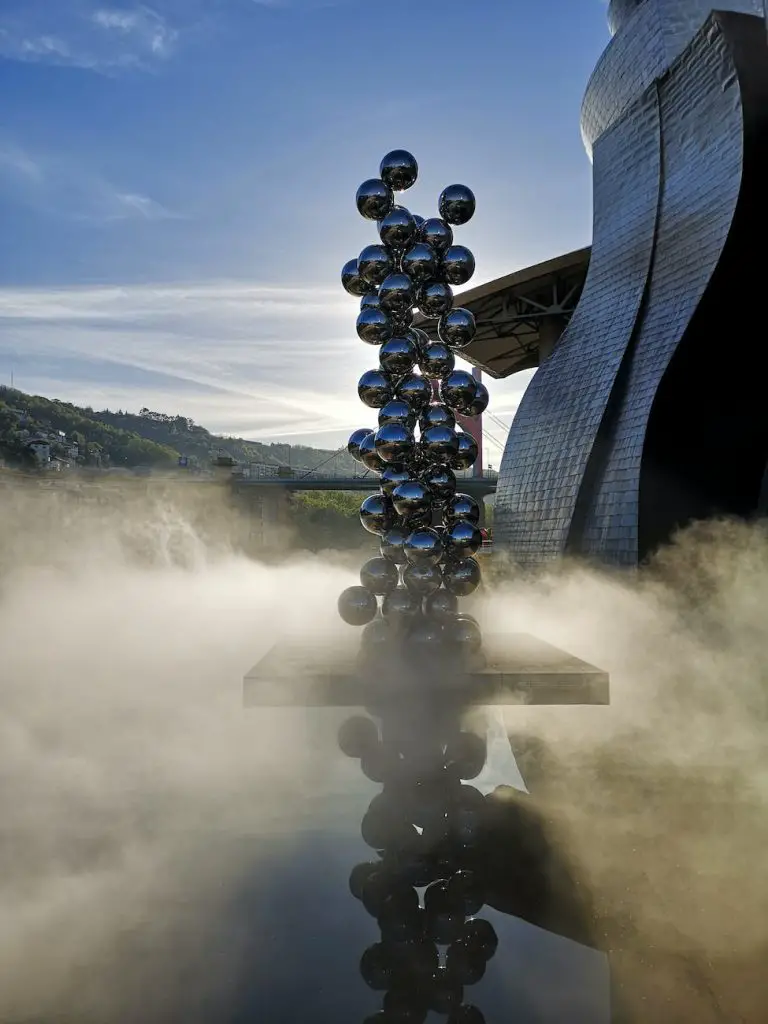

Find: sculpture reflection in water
341;704;495;1024
338;149;488;662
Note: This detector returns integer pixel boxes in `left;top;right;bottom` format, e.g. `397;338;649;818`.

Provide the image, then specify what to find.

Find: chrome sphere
348;427;374;463
338;586;378;626
447;614;483;656
357;307;393;346
419;425;459;464
419;341;455;379
439;184;476;226
380;150;418;192
402;563;442;597
342;258;375;297
380;524;410;564
380;464;412;497
444;492;481;526
401;242;438;282
466;379;489;417
360;556;399;596
358;244;394;287
374;423;415;464
392;479;432;518
404;527;444;566
379;273;415;316
358;369;394;408
379;335;418;377
419;218;454;252
451;431;479;471
360;493;394;535
359;431;385;473
442;245;476;286
442;557;482;597
362;617;392;650
378;398;416;428
418;281;454;318
421;465;457;505
438;307;476;349
440;370;476;412
420;403;456;431
379;207;417;250
382;586;421;627
360;292;382;311
445;519;483;558
408;326;430;353
407;615;445;653
424;589;459;621
395;372;431;411
356;178;394;221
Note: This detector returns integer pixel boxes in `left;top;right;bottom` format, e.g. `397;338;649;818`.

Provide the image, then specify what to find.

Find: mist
0;482;766;1021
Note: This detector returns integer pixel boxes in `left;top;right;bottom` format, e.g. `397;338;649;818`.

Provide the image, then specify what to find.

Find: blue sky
0;0;609;452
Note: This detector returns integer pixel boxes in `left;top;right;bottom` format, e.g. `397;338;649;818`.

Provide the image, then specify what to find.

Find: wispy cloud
0;2;179;73
0;279;528;448
0;139;181;224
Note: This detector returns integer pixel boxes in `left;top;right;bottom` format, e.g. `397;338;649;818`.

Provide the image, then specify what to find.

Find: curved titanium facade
496;7;768;566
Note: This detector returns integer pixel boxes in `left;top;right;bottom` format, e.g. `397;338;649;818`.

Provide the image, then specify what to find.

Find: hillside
0;386;353;473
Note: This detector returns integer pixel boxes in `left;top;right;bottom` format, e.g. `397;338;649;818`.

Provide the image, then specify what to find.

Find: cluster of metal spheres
340;709;496;1023
337;150;488;658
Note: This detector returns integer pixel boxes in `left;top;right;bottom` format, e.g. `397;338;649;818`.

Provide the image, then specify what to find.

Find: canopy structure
418;246;591;379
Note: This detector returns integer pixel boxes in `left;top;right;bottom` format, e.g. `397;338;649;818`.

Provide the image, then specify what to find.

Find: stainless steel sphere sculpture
337;150;489;665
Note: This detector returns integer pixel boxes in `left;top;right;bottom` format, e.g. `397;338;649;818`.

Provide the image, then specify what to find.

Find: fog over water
0;483;766;1021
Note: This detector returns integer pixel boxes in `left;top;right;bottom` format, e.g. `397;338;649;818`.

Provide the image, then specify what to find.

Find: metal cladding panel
581;17;745;563
493;91;661;564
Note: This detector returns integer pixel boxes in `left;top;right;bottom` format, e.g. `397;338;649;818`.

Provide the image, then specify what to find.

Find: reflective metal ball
451;431;479;471
379;335;418;377
440;370;476;412
379;273;415;316
358;244;394;286
378;398;416;428
362;617;393;650
424;589;459;620
438;307;476;350
356;178;394;221
402;563;442;597
374;423;415;464
444;492;481;526
379;464;412;497
421;465;457;505
404;527;444;566
360;557;399;595
382;586;421;627
439;184;476;225
348;427;374;463
380;524;410;564
442;245;476;286
357;307;393;346
359;431;385;473
406;615;445;653
447;615;483;656
419;218;454;252
392;479;432;518
395;372;431;411
445;519;483;558
358;369;394;408
408;326;430;354
379;207;417;250
401;242;438;282
419;341;455;379
420;403;456;431
442;557;482;596
418;281;454;318
380;150;419;192
419;425;459;464
338;586;378;626
360;292;382;311
342;258;375;297
360;493;394;535
466;379;489;417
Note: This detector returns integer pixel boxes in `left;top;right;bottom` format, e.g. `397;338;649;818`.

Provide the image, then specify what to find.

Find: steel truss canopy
417;246;591;379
